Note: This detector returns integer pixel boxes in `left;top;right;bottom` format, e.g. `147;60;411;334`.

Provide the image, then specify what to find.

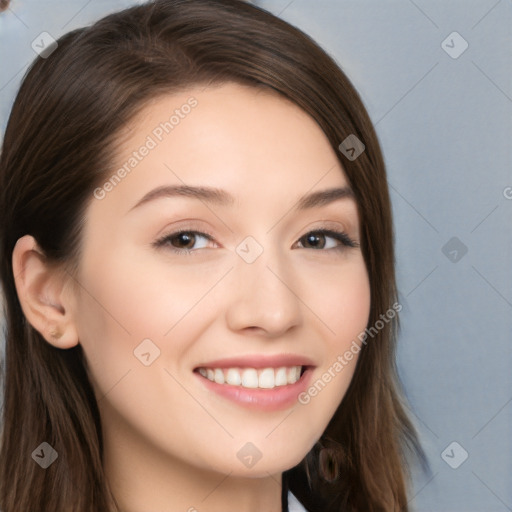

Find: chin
207;442;311;478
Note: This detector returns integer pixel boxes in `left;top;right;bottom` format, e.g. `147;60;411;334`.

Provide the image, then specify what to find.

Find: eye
154;230;216;254
153;227;359;255
296;229;358;250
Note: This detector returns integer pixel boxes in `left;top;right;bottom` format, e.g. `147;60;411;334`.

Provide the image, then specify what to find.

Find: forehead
92;82;353;216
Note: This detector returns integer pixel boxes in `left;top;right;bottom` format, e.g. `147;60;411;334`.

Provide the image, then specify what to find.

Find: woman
0;0;426;510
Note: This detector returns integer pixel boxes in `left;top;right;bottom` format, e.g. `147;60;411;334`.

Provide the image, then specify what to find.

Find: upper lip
194;354;315;370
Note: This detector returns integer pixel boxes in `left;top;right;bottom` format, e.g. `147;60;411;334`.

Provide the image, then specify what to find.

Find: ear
12;235;79;349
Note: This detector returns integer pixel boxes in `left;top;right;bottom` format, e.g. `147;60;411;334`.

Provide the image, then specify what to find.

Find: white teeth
287;366;299;383
226;368;242;386
241;368;259;388
275;367;288;386
214;368;225;384
198;365;303;389
258;368;275;389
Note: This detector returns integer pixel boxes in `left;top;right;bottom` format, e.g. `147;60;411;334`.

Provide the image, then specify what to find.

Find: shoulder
288;490;308;512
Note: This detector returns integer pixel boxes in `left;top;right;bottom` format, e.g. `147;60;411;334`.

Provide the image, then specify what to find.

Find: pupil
307;233;324;248
176;232;194;248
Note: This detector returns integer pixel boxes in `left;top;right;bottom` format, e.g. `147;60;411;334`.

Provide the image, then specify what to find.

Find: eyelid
293;219;358;245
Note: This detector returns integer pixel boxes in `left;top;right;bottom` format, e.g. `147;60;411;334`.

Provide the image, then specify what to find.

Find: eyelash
153;228;359;255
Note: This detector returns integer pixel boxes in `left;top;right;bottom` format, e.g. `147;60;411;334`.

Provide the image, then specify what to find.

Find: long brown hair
0;1;426;510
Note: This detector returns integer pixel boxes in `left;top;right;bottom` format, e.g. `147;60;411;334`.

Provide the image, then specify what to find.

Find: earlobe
12;235;79;349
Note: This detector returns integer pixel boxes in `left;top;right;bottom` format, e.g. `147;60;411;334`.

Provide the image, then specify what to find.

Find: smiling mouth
194;365;307;389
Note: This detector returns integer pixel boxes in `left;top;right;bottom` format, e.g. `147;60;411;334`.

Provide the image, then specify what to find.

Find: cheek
292;255;370;429
73;248;232;393
75;244;207;340
326;264;371;349
299;254;371;347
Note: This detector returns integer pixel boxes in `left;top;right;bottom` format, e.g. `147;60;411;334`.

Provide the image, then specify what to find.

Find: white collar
287;491;307;511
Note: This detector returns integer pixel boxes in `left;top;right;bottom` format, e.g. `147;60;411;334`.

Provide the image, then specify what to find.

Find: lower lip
194;367;314;412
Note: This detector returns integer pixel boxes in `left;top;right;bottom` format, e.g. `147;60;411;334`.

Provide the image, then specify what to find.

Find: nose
224;244;303;337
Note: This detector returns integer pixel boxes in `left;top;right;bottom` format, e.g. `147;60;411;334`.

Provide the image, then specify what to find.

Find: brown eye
301;232;327;249
170;232;197;249
153;230;215;254
297;229;358;250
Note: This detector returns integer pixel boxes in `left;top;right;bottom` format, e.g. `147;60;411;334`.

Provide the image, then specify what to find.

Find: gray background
1;1;511;510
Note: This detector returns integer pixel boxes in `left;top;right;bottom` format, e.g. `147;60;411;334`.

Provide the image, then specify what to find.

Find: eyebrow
129;184;354;212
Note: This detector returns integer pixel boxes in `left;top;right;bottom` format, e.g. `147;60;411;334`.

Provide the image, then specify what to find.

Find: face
69;82;370;483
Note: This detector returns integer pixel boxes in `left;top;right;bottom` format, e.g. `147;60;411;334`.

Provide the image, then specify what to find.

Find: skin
13;82;371;512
